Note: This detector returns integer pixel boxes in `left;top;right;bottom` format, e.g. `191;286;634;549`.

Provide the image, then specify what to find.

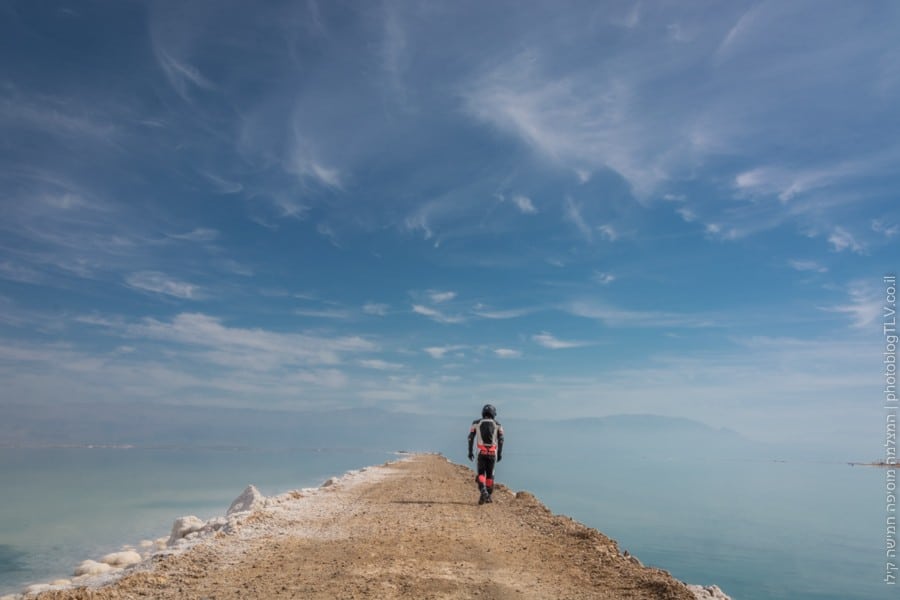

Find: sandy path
38;454;696;599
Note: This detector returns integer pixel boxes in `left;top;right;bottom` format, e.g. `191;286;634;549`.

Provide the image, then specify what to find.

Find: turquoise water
501;453;890;600
0;446;892;599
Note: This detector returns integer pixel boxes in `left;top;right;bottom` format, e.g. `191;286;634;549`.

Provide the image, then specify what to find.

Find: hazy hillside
0;402;778;460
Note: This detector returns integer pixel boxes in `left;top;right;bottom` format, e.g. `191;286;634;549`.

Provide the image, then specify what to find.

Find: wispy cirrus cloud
788;259;828;273
288;148;343;189
828;227;865;254
565;301;716;328
512;195;537;214
821;281;882;328
198;171;243;195
154;49;216;103
472;305;536;320
125;271;202;300
0;93;118;142
597;224;618;241
167;228;219;242
563;197;592;241
0;261;43;284
363;303;390;316
95;312;374;368
593;272;616;285
423;345;466;359
428;290;456;304
461;52;673;197
532;332;589;349
412;304;465;324
494;348;522;359
294;308;353;320
359;359;404;370
872;219;899;238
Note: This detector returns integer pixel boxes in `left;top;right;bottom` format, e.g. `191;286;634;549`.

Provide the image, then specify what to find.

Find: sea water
501;453;889;600
0;446;890;599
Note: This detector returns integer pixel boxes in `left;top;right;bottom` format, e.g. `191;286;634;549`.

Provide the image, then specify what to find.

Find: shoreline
4;454;730;600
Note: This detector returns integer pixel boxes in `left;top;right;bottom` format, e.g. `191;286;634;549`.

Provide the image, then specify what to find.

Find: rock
100;550;142;568
74;559;114;576
168;515;206;545
0;594;22;600
321;478;337;488
687;584;732;599
139;539;154;549
50;579;70;586
227;485;265;515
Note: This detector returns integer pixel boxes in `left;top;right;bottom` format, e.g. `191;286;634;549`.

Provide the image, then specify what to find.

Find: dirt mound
37;454;696;599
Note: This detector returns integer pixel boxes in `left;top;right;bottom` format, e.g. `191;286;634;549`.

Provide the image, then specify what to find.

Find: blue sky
0;0;897;448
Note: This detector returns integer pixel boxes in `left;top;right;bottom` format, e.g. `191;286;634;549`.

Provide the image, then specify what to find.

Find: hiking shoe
479;490;489;505
485;493;493;503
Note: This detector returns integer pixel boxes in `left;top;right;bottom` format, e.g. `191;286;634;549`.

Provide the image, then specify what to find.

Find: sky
0;0;897;449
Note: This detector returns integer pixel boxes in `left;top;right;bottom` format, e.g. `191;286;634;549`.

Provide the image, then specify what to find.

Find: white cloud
788;259;827;273
168;228;219;242
828;227;864;254
359;359;403;370
494;348;522;359
566;301;715;328
412;304;465;324
424;345;465;359
461;51;703;197
428;290;457;304
363;303;390;316
269;194;310;220
0;93;117;141
716;6;759;59
676;207;697;223
288;138;343;189
316;223;341;247
404;213;433;240
155;50;216;102
735;151;897;206
597;224;618;241
199;171;243;194
125;272;202;300
0;261;43;284
821;282;882;329
118;312;374;367
512;195;537;214
532;332;589;349
219;259;253;277
593;272;616;285
563;198;592;241
294;308;352;319
872;219;899;238
473;306;535;319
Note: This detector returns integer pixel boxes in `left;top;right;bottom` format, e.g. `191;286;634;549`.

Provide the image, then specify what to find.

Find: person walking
468;404;504;505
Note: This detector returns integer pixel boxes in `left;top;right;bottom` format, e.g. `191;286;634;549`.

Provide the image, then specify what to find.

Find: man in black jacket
468;404;504;504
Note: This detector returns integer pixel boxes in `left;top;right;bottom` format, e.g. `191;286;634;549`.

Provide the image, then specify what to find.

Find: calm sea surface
0;446;891;599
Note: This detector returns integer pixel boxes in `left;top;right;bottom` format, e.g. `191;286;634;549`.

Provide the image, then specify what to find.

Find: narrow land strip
36;454;708;599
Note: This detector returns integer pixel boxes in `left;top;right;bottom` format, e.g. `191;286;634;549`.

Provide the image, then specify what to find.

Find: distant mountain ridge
0;402;769;459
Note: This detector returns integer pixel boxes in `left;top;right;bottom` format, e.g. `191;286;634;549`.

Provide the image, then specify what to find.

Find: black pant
476;454;497;493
